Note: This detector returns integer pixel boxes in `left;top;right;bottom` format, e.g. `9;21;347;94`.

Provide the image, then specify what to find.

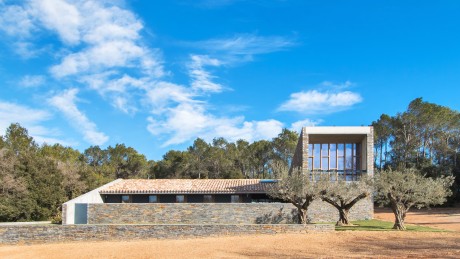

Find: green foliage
320;176;373;226
153;128;299;179
373;98;460;203
0;123;155;222
374;169;454;230
0;123;299;222
267;165;327;224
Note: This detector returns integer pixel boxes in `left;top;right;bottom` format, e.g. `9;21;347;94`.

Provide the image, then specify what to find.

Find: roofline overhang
99;191;268;195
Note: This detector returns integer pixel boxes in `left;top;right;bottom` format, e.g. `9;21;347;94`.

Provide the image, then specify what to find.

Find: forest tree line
0;124;298;221
0;97;458;221
372;98;460;201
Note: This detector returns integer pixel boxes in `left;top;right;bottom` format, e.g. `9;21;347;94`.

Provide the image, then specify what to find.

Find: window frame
308;142;362;180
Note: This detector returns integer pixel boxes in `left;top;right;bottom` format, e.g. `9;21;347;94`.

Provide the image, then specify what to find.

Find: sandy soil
1;208;459;259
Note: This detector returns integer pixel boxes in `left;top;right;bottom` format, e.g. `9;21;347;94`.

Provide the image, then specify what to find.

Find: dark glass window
203;195;213;203
121;195;130;203
149;195;158;203
176;195;185;203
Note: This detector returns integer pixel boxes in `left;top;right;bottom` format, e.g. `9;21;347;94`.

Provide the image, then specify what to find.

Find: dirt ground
374;206;460;232
1;208;459;259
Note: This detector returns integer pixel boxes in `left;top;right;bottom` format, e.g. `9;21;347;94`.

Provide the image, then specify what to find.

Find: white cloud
19;75;45;88
278;82;362;114
0;101;51;131
48;88;109;145
1;0;294;148
188;55;223;93
144;81;198;114
189;34;295;63
1;0;164;114
0;101;74;146
290;119;323;131
147;101;283;147
44;0;163;78
0;4;35;37
28;0;81;45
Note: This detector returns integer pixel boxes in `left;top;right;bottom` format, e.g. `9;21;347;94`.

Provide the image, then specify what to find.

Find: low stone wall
87;199;373;224
0;224;334;245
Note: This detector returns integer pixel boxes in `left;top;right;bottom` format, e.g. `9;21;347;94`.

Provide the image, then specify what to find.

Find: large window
308;143;362;180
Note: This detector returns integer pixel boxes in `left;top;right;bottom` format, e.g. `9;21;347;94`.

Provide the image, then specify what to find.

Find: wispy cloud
0;100;74;146
19;75;45;88
278;81;362;114
0;3;35;37
290;119;323;131
188;55;224;93
147;101;283;147
1;0;295;148
184;34;296;64
1;0;164;115
48;88;109;146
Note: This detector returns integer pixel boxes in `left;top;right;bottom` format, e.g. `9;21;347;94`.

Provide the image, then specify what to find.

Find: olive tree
267;166;326;224
320;175;373;226
375;169;454;230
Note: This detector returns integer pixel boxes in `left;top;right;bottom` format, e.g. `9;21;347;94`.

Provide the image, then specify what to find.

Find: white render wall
62;179;122;225
302;126;372;135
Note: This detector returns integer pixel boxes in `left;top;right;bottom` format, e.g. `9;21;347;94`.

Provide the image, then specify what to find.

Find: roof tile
99;179;275;194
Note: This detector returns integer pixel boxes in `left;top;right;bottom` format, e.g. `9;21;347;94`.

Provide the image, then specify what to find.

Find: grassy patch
334;219;447;232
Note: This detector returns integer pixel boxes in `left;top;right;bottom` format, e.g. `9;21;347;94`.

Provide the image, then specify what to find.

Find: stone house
62;126;374;225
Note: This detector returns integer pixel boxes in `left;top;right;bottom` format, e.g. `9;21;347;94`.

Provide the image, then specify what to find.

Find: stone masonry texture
0;224;334;245
87;200;373;225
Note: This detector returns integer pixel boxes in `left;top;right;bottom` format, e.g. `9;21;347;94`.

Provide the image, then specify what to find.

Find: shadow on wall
256;207;300;224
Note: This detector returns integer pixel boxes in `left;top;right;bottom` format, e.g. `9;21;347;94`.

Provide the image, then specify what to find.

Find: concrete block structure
291;126;374;179
62;126;374;225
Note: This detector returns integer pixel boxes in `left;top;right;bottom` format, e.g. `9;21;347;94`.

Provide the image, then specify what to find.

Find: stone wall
87;199;373;225
366;127;374;176
0;224;334;245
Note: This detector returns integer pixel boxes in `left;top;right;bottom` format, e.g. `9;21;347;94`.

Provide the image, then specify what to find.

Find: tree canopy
320;176;373;226
374;169;454;230
372;98;460;202
267;165;327;224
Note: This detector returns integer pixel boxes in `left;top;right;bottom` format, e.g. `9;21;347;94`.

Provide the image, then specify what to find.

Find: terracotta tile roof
99;179;276;194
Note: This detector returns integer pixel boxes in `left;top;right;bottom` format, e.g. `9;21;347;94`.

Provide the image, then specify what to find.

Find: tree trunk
390;202;407;230
297;207;308;224
393;209;406;230
336;209;350;226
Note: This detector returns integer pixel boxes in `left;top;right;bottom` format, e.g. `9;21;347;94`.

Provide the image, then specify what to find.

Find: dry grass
1;207;460;258
1;232;459;258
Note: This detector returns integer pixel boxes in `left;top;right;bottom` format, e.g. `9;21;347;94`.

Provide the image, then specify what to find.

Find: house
62;126;374;225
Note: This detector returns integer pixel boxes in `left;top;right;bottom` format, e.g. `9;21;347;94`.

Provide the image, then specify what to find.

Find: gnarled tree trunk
390;201;407;230
297;207;308;224
336;209;350;226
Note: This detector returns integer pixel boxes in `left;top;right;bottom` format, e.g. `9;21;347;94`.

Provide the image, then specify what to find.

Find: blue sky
0;0;459;160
